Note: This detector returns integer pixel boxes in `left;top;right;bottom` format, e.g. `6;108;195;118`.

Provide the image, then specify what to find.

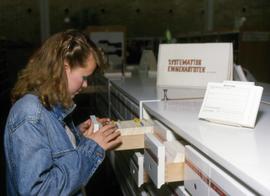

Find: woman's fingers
106;136;122;150
99;124;121;150
104;130;121;143
79;119;91;133
102;126;118;137
84;122;94;138
84;120;121;150
100;124;117;133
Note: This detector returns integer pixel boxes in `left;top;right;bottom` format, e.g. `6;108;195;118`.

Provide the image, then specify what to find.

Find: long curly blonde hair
11;29;99;109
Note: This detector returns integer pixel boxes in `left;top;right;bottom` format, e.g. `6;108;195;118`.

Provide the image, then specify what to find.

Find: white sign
157;43;233;89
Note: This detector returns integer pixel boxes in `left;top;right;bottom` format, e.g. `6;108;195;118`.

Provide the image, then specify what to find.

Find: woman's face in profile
65;53;96;97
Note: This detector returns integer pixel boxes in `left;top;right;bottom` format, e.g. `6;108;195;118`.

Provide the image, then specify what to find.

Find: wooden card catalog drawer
115;119;154;150
129;152;148;187
144;133;185;188
164;140;185;183
116;134;146;151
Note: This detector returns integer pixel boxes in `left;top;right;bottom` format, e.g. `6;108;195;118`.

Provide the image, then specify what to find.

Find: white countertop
110;76;159;104
108;75;205;104
143;99;270;195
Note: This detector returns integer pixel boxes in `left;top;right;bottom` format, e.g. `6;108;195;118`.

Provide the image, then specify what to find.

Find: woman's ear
64;61;71;73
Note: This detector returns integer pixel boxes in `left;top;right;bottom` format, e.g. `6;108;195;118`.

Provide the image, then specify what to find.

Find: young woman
4;29;121;195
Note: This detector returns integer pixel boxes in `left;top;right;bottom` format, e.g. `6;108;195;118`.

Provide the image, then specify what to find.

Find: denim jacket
4;94;105;195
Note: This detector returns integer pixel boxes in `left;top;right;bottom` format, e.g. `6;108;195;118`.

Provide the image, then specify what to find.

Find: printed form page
199;82;263;128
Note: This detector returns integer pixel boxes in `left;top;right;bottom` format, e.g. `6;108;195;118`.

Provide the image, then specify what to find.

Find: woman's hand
78;117;112;133
83;123;122;150
78;117;110;133
78;119;92;134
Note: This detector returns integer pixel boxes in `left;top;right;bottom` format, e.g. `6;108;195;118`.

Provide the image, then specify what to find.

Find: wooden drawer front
144;133;165;188
116;134;145;150
130;152;146;187
184;146;210;196
115;119;154;151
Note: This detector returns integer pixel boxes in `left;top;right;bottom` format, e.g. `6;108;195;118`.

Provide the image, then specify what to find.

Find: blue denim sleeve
6;119;105;195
